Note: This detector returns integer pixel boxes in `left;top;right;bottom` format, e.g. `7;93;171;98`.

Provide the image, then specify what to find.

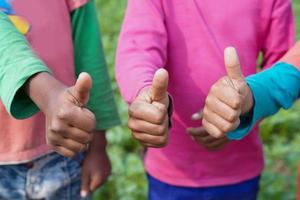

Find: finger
49;122;93;144
224;47;244;81
53;146;77;158
128;117;168;136
55;138;87;154
140;142;167;148
58;106;96;132
90;175;103;192
205;137;229;150
198;134;219;144
187;127;219;144
191;109;203;121
151;69;169;102
133;132;168;147
61;127;93;144
203;108;240;133
280;41;300;69
205;96;241;122
73;72;93;106
187;127;207;137
129;101;167;124
202;118;224;138
80;168;91;198
210;82;242;109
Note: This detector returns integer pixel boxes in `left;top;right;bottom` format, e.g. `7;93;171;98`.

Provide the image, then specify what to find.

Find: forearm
116;0;167;103
280;41;300;70
227;62;300;140
25;72;66;115
0;12;51;118
88;131;107;154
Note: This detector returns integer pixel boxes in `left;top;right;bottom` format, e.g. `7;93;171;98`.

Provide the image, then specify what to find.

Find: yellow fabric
8;15;30;35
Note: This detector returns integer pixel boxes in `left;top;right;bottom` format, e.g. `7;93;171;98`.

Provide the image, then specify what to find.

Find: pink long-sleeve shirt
116;0;294;187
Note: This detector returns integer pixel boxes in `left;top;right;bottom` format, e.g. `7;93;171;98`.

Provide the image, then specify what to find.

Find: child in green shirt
0;1;119;199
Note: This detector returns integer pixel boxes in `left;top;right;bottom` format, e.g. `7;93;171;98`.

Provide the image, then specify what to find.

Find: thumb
224;47;244;80
90;175;103;192
73;72;92;106
151;68;169;102
80;169;91;198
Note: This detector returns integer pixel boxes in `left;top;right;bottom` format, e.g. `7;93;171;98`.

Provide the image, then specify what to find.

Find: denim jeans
148;174;260;200
0;152;90;200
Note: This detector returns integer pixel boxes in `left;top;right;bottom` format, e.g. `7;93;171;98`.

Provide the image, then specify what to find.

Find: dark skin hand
187;127;229;151
202;47;253;139
128;69;170;148
26;72;96;157
80;132;111;198
187;111;229;151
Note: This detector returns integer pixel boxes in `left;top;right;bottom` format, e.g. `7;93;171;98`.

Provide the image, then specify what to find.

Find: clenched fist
26;72;96;157
128;69;170;147
202;47;253;138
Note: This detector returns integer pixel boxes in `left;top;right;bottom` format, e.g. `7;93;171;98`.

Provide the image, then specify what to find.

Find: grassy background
93;1;300;199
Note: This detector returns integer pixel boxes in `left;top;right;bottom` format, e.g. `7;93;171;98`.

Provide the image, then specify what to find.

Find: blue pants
148;174;260;200
0;152;90;200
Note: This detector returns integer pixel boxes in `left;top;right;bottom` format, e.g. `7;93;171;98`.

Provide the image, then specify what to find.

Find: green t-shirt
0;2;120;130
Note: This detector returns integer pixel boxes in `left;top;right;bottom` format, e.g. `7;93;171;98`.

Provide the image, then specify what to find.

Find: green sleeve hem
9;70;52;119
0;12;52;119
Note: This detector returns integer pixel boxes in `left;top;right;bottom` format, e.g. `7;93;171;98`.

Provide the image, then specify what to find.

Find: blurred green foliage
93;0;300;199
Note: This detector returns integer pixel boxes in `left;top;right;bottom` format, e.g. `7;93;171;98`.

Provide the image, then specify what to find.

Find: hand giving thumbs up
202;47;253;138
128;69;170;147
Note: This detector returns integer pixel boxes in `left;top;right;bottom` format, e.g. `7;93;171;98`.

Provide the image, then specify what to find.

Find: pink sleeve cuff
66;0;88;11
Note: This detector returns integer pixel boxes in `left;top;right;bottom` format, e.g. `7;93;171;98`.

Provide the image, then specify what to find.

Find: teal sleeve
227;62;300;140
0;12;51;119
71;2;121;130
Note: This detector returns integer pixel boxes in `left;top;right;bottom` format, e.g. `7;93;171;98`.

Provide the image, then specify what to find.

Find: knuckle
128;102;139;117
127;119;135;130
154;113;165;124
205;96;212;105
57;107;69;120
54;147;74;158
158;105;168;115
220;123;232;133
213;130;223;139
232;99;241;109
46;136;56;146
131;132;141;141
227;112;238;122
158;135;168;146
65;151;75;158
88;114;97;130
156;125;166;136
46;133;58;144
203;107;209;117
74;144;84;153
49;120;63;133
211;84;219;93
87;133;94;143
236;118;241;126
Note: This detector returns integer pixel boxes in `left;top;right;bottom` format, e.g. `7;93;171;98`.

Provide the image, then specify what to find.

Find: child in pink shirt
116;0;294;199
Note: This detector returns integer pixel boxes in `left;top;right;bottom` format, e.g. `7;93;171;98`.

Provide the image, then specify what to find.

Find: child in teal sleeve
201;46;300;140
229;62;300;139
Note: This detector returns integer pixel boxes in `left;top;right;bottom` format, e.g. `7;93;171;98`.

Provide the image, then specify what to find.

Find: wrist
25;72;67;114
241;85;254;115
88;132;107;154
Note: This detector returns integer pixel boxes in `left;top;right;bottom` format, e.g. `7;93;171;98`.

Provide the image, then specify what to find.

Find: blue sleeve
227;62;300;140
